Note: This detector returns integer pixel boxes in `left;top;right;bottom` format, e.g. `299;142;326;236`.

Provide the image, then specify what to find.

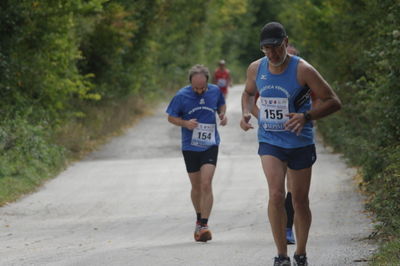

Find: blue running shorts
258;142;316;170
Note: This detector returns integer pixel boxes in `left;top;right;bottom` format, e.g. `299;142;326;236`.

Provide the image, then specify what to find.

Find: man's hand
184;119;199;130
284;113;305;136
240;113;254;131
219;113;227;126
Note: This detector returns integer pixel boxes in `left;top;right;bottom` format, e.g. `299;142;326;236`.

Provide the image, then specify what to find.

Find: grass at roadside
0;93;166;206
318;119;400;265
366;149;400;265
370;238;400;265
55;96;153;160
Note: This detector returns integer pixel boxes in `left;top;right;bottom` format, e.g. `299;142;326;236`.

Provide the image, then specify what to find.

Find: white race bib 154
191;123;216;147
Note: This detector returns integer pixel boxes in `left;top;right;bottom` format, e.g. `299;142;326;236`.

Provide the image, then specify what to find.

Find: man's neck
269;55;290;74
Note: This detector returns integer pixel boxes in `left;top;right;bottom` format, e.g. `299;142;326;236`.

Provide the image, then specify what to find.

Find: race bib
217;78;227;87
191;123;216;147
259;97;289;131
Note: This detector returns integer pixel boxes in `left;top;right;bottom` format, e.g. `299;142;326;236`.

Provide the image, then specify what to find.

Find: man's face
261;38;288;67
191;74;208;95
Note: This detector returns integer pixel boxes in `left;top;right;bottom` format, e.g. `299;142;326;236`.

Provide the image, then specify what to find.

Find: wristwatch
303;111;312;122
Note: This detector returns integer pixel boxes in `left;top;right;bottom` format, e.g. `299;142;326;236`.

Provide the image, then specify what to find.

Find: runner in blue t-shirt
166;64;227;242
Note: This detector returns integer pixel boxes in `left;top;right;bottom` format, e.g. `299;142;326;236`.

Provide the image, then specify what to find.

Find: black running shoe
293;254;308;266
273;255;291;266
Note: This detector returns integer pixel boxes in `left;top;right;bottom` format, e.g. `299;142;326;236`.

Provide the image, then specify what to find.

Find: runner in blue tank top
252;44;303;247
166;64;227;243
240;22;341;266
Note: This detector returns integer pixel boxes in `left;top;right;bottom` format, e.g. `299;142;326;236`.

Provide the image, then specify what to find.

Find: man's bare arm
285;60;342;135
240;61;260;131
218;104;227;126
168;115;198;130
299;61;342;120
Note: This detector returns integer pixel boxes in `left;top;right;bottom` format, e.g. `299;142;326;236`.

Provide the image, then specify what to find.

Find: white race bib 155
259;97;289;131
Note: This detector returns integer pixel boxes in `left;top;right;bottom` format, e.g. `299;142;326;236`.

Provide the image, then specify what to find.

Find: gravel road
0;85;375;265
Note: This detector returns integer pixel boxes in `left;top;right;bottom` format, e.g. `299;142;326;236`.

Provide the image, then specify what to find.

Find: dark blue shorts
258;142;316;170
182;146;218;173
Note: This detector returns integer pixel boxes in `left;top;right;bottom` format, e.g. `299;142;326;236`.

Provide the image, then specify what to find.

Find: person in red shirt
213;59;232;98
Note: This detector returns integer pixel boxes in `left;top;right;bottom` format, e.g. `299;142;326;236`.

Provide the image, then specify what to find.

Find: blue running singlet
256;56;314;148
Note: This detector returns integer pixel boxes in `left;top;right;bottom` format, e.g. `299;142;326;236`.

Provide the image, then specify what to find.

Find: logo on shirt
261;75;267;80
199;98;205;105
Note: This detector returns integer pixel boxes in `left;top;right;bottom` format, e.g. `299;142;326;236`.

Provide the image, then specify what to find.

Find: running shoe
293;254;308;266
195;225;212;242
194;221;201;240
286;227;295;245
273;255;291;266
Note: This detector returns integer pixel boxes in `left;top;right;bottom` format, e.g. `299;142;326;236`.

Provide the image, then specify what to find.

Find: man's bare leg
188;171;202;214
199;163;216;219
261;155;288;256
288;167;312;255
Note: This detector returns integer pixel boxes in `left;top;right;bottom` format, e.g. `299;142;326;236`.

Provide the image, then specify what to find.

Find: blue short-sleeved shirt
166;84;225;151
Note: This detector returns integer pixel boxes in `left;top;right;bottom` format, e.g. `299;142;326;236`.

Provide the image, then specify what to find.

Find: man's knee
191;185;201;195
292;196;310;211
269;190;286;206
201;182;212;194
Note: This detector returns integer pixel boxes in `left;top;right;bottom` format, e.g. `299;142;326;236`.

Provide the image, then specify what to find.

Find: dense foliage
0;0;250;203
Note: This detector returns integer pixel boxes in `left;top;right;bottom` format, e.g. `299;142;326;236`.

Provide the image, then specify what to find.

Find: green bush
366;146;400;237
0;1;103;122
0;115;64;204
